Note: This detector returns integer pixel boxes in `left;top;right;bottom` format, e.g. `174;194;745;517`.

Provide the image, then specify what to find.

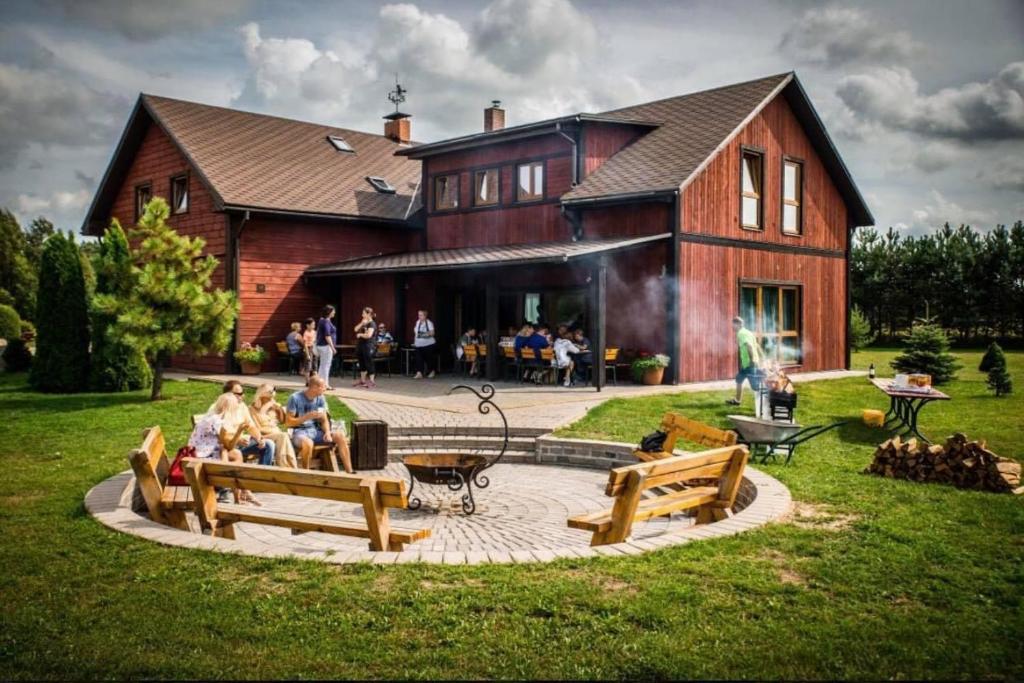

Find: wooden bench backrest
659;412;738;453
606;445;747;498
276;341;288;355
127;426;171;523
462;344;478;361
605;348;619;361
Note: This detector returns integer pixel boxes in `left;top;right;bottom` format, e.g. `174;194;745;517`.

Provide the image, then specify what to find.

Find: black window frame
780;156;804;237
473;167;500;207
366;176;396;194
170;172;189;215
326;135;355;153
433;173;460;211
739;146;764;232
134;182;152;222
515;160;545;203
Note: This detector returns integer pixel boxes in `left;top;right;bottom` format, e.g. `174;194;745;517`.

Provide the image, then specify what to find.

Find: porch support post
666;191;681;384
593;255;607;392
395;273;407;350
485;276;499;381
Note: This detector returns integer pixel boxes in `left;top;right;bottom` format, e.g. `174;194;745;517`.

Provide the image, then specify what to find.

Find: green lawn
1;352;1022;680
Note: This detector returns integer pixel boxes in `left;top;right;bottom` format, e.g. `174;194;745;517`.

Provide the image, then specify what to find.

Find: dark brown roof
83;95;421;233
306;233;671;276
563;73;792;203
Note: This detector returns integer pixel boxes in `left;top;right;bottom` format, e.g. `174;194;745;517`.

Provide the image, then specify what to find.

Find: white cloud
836;62;1024;141
473;0;598;75
779;6;922;68
54;0;249;41
908;189;998;233
15;188;90;217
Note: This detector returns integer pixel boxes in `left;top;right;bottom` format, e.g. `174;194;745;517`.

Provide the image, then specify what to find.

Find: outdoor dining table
870;378;950;444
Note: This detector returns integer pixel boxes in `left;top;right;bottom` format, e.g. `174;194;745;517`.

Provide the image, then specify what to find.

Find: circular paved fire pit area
86;459;791;565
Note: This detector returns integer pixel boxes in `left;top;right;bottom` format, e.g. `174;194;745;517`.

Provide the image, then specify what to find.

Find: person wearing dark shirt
571;329;592;382
353;307;378;389
315;305;338;390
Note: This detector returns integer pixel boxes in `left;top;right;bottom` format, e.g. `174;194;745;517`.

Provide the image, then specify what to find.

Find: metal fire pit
402;384;508;515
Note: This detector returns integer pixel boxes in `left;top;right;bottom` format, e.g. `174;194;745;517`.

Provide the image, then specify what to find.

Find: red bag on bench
167;446;196;487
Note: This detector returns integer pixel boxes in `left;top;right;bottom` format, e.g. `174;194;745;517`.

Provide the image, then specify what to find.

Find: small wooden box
908;374;932;388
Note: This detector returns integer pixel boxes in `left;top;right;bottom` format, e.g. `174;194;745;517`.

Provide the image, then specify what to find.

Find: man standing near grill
727;315;763;406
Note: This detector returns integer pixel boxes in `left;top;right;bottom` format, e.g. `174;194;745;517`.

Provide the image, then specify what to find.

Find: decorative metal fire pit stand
403;384;508;515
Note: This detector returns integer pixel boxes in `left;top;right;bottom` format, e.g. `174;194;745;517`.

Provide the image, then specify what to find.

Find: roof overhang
396;114;660;159
305;233;671;278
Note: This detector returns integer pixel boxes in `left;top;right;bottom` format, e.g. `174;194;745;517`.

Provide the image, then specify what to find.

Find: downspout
845;219;854;370
556;118;583;240
228;209;250;373
667;190;681;385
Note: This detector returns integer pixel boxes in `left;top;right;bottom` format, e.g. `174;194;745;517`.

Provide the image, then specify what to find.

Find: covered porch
304;234;673;390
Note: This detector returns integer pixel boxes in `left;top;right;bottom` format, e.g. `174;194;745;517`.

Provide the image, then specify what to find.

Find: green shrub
985;346;1013;397
3;337;32;372
19;319;34;341
0;303;19;341
849;306;875;352
890;323;961;385
233;342;268;364
88;222;151;392
979;342;1003;372
631;354;670;382
29;232;90;392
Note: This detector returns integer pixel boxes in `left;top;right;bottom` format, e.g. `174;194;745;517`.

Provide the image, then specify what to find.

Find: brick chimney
484;100;505;132
383;111;411;144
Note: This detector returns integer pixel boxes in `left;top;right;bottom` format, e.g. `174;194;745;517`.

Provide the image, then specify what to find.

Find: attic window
327;135;354;153
366;176;396;194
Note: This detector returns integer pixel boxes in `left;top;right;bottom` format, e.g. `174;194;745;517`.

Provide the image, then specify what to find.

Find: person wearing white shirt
412;309;437;379
552;333;581;387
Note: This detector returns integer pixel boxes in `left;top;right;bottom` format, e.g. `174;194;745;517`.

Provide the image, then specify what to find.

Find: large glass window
516;161;544;202
782;159;802;235
739;284;801;364
474;168;499;206
434;174;459;210
741;150;763;230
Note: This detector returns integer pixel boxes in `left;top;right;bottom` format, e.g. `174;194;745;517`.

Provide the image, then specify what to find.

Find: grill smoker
402;384;508;515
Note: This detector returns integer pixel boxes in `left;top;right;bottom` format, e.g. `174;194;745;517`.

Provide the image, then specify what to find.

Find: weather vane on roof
388;74;407;112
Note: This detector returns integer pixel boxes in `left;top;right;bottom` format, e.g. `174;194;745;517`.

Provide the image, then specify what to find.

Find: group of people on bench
511;323;592;387
187;375;351;505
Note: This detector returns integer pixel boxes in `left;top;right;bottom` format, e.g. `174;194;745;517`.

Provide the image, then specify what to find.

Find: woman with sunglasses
189;392;260;505
214;380;276;469
249;383;298;468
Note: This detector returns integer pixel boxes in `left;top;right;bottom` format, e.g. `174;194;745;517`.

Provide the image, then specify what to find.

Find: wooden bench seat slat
215;505;430;543
200;474;406;509
568;487;718;532
159;486;194;510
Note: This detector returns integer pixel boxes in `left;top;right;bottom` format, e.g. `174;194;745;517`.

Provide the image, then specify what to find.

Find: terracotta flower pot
239;360;262;375
641;367;665;385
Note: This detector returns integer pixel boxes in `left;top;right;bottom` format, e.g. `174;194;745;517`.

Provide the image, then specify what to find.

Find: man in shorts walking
285;374;352;472
727;316;763;406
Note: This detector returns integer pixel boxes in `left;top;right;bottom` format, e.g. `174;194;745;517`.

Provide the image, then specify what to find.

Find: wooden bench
634;413;738;463
127;425;198;533
567;445;749;546
183;459;431;551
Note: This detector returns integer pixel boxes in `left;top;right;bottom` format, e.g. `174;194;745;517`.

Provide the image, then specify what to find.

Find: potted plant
234;342;268;375
631;354;670;385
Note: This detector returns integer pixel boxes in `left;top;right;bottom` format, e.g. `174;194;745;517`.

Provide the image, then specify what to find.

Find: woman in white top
188;393;261;505
412;309;437;379
552;332;581;387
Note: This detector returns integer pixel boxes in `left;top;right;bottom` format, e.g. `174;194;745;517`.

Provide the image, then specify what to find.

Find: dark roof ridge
597;71;794;117
141;93;420;146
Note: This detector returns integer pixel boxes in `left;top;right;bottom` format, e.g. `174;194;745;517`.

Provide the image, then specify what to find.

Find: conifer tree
29;232;90;392
978;342;1002;372
985;345;1013;396
890;323;961;385
88;221;152;392
94;198;238;400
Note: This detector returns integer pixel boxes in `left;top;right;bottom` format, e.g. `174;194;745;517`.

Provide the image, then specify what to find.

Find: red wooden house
83;72;872;385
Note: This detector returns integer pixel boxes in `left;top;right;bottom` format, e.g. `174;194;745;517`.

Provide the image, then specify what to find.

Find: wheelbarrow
727;414;845;465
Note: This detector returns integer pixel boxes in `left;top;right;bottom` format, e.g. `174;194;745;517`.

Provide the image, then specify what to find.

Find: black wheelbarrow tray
727;414;845;465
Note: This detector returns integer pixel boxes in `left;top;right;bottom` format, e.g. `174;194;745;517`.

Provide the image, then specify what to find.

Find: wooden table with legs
871;379;950;444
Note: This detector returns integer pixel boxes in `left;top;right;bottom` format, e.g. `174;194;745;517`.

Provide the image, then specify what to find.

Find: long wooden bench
634;413;738;463
183;459;431;551
567;445;749;546
127;425;200;533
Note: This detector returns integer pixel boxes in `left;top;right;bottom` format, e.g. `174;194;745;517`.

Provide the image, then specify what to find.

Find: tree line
850;222;1024;343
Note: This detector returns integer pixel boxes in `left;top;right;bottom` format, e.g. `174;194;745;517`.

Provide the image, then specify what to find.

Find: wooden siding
582;123;645;178
681;95;848;252
676;241;846;383
605;245;667;353
237;218;415;354
107;121;227;372
582;203;669;239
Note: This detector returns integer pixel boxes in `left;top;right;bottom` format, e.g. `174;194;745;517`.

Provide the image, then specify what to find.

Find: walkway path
168;369;864;431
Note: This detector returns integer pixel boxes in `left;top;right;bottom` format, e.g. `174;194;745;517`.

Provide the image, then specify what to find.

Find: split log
863;433;1021;494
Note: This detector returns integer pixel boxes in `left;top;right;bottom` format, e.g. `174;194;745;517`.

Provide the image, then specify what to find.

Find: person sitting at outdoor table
498;326;518;347
300;317;316;379
412;309;437;379
215;380;276;466
249;383;298;468
571;328;592;382
285;374;352;472
553;330;581;387
727;315;764;406
375;323;394;345
456;326;481;377
285;322;303;371
522;324;551;383
353;307;378;389
189;392;260;505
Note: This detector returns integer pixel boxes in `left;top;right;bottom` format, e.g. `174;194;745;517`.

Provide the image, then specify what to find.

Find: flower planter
239;360;263;375
641;367;665;385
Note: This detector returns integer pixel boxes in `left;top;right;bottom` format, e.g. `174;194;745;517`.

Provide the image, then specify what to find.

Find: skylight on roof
366;176;396;194
327;135;354;152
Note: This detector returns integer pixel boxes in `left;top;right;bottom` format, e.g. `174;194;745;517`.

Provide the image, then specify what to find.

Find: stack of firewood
865;433;1022;494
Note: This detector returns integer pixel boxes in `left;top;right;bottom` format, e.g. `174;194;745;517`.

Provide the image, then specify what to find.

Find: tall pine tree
29;232;90;392
94;198;238;400
89;221;152;392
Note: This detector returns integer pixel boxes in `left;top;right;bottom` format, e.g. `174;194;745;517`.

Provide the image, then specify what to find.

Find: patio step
387;435;537;453
388;425;549;438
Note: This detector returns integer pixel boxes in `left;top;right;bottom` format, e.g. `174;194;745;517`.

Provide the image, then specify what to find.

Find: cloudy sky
1;0;1021;235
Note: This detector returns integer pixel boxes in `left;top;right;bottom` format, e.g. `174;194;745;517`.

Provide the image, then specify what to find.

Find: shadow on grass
1;392;154;414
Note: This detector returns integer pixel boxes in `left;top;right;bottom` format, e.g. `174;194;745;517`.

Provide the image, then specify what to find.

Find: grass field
1;351;1022;680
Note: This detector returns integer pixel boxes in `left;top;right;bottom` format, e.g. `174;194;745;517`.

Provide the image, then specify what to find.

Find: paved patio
168;368;864;431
